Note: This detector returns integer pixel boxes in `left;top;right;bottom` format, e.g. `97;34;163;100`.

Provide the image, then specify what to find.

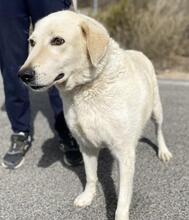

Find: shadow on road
98;149;117;220
139;137;158;154
1;102;5;111
30;91;55;138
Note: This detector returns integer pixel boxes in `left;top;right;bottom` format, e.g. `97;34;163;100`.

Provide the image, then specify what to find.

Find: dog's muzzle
18;68;65;91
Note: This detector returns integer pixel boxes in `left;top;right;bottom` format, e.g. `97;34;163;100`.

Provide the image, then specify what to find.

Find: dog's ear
80;18;109;67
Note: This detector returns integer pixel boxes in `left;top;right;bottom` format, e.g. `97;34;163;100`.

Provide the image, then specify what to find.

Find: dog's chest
64;96;108;148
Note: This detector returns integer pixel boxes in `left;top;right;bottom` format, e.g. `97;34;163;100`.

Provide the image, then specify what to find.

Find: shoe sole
1;157;25;170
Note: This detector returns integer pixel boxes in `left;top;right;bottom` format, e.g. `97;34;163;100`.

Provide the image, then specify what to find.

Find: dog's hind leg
74;145;99;208
151;85;172;162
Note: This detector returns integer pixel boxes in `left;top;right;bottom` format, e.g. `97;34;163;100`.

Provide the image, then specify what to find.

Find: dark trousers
0;0;71;137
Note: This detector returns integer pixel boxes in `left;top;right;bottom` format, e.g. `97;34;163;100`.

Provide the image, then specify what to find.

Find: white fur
21;11;172;220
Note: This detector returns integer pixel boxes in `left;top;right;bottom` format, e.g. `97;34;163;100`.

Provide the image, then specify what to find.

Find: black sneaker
2;132;32;169
59;135;83;167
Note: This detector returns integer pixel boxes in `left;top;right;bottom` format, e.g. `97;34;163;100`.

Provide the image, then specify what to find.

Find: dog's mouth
54;73;65;82
30;85;47;91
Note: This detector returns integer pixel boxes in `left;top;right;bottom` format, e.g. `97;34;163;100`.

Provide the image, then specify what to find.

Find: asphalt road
0;77;188;220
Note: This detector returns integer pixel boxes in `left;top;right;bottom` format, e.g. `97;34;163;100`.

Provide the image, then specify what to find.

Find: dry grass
97;0;189;68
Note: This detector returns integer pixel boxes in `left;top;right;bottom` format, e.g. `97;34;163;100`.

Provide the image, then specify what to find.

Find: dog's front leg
115;148;135;220
74;145;99;208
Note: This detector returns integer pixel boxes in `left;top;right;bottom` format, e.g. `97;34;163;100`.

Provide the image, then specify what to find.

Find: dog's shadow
1;103;6;112
139;137;158;154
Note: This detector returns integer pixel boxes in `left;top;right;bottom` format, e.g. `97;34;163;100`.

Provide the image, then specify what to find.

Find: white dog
19;11;172;220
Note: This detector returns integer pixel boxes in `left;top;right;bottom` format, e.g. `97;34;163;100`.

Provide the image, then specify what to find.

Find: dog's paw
115;216;129;220
74;191;95;208
158;148;172;162
115;210;129;220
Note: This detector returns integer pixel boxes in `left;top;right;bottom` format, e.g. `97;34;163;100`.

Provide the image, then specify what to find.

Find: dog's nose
18;68;35;83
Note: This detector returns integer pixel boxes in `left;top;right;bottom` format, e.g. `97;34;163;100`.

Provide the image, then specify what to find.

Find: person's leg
28;0;82;166
0;0;31;134
27;0;71;24
0;0;32;168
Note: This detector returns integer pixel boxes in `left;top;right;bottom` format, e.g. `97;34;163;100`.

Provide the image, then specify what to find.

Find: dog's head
19;11;110;91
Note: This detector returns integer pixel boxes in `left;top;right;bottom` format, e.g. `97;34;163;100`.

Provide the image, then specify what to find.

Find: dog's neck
76;39;122;90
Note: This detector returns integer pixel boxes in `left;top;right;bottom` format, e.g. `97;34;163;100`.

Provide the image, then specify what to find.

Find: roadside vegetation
96;0;189;71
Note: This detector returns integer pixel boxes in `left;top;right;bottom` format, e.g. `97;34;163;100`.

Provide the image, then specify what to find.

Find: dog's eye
50;37;65;46
29;39;36;47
